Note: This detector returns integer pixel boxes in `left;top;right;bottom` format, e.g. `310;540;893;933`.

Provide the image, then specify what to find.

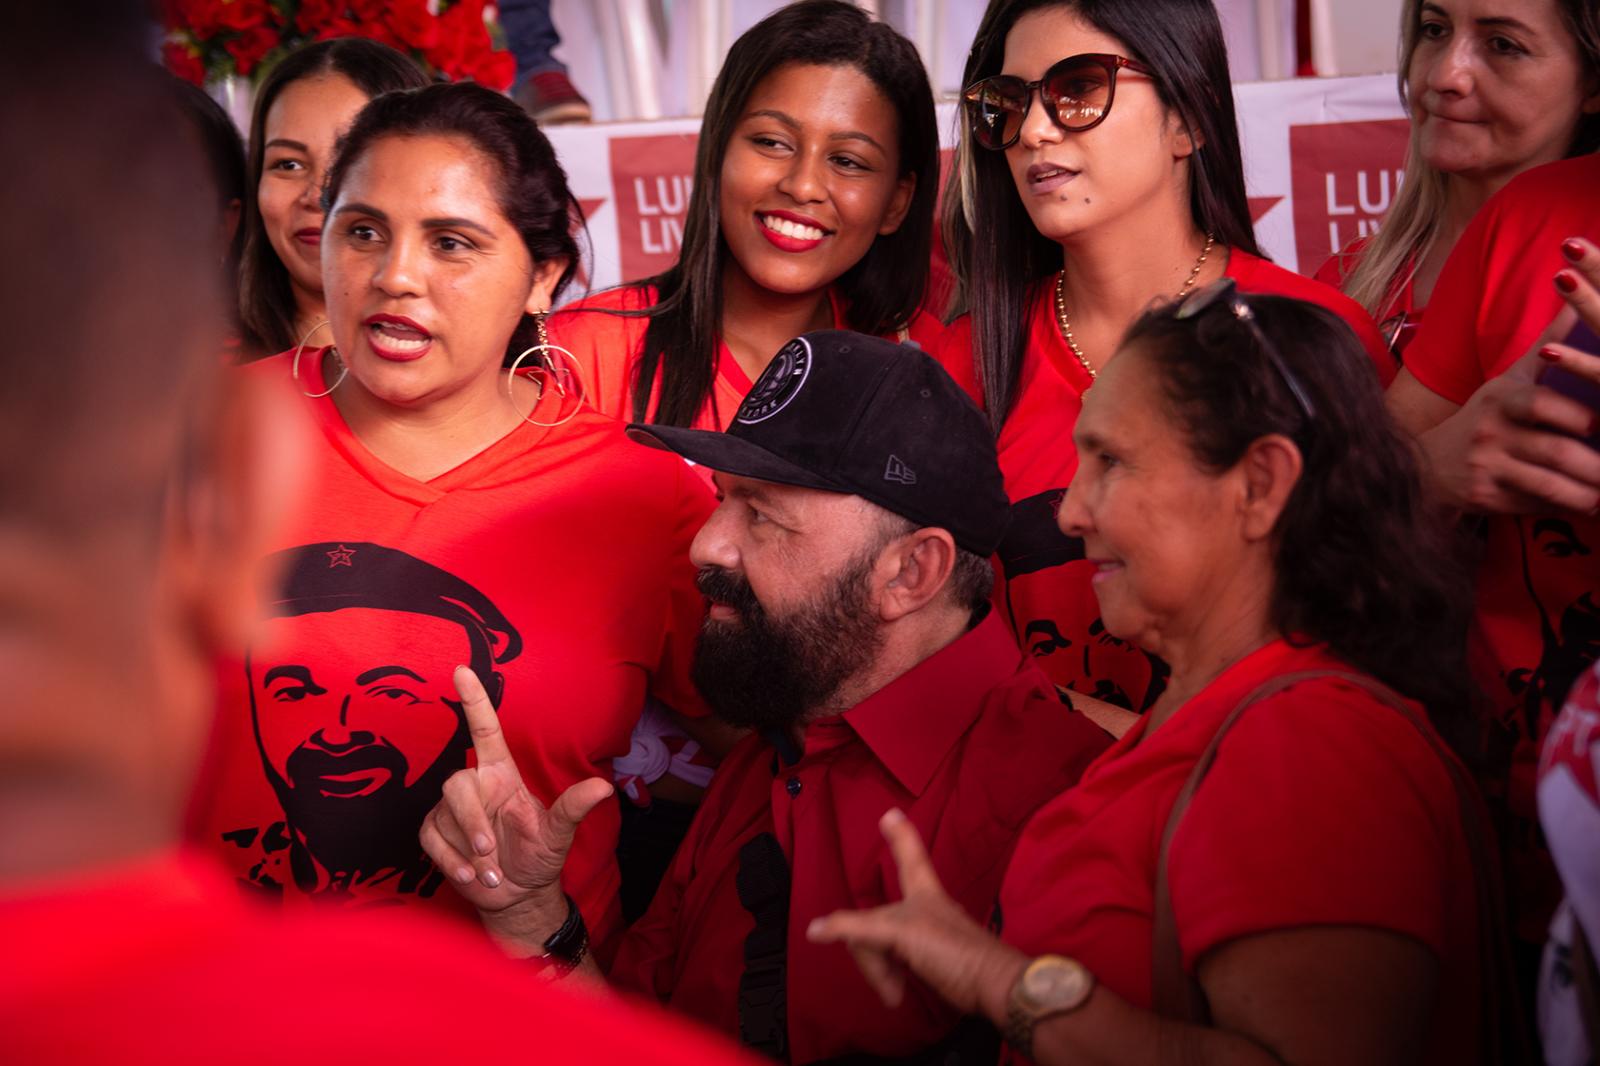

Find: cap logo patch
883;455;917;485
736;336;812;424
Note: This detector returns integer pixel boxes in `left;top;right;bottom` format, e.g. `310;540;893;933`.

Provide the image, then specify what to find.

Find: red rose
425;1;473;79
165;0;224;38
356;19;405;51
295;0;345;34
215;0;273;32
468;48;515;91
313;17;364;41
350;0;387;23
385;0;440;51
224;24;278;75
162;39;209;85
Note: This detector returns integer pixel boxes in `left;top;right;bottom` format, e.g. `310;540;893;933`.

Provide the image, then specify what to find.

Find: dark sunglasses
962;52;1154;151
1176;279;1319;425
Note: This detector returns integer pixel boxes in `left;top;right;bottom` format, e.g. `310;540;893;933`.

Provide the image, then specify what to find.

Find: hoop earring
290;320;345;398
506;312;586;428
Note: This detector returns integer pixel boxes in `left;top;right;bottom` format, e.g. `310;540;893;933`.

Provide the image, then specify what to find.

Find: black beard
691;557;884;733
274;721;469;890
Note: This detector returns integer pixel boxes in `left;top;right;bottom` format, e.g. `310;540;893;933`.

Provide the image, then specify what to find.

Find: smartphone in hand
1536;319;1600;449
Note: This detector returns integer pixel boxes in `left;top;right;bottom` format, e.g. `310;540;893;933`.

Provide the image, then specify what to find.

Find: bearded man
420;332;1111;1064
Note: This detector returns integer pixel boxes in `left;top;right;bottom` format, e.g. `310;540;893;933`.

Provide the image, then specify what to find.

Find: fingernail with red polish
1556;271;1579;294
1540;346;1563;362
1563;239;1586;262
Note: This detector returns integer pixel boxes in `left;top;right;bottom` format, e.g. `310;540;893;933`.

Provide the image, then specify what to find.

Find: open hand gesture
806;809;1026;1019
419;666;613;920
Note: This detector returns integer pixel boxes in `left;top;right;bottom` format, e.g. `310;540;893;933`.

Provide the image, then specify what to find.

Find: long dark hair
322;82;583;364
1126;294;1478;754
631;0;938;425
948;0;1260;434
238;38;428;356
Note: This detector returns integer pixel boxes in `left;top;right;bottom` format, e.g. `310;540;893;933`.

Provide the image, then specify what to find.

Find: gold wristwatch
1003;954;1095;1057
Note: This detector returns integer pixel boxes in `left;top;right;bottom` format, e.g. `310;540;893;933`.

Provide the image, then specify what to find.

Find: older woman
1318;0;1599;360
811;291;1510;1063
186;83;711;961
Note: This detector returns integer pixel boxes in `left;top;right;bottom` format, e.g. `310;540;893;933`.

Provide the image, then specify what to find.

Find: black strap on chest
737;831;792;1061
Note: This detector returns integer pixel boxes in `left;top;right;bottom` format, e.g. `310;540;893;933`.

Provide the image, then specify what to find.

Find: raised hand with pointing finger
419;665;614;960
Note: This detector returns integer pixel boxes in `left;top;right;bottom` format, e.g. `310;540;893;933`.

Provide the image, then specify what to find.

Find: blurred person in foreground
0;5;752;1062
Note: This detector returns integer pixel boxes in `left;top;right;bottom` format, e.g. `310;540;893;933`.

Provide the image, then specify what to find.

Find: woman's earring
506;312;587;428
290;320;345;398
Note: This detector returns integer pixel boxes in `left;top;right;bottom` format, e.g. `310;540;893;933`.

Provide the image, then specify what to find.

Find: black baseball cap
626;330;1010;556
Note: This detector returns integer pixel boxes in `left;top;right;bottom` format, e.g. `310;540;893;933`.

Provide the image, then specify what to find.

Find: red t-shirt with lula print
1403;153;1600;942
185;351;713;961
548;284;947;433
931;250;1393;711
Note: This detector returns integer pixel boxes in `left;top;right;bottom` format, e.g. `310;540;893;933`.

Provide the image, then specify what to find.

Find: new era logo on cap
884;455;917;485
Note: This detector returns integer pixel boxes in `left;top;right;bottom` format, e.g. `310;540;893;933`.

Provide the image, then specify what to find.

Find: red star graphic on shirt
326;544;356;568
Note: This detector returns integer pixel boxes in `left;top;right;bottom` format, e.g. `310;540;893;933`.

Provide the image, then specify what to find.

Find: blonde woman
1317;0;1599;360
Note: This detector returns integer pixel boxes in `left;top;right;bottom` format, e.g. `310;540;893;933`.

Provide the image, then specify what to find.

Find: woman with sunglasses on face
934;0;1393;728
812;287;1511;1065
547;0;940;433
1316;0;1600;362
187;84;712;963
236;38;429;360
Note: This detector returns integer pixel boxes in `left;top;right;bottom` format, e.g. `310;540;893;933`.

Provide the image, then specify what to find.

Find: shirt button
785;777;802;797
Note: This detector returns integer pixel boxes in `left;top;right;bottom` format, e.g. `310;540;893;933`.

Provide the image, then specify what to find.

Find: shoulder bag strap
1151;668;1528;1063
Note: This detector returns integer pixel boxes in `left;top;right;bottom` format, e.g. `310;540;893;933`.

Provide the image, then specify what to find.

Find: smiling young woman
547;0;941;432
187;84;714;963
1318;0;1600;359
236;38;429;360
932;0;1394;721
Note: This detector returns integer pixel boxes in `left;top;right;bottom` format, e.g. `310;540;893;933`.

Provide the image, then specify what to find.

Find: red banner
608;132;698;281
1289;118;1410;272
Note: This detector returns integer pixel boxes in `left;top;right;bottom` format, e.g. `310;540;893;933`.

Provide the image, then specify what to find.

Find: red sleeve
646;455;714;717
1168;680;1460;970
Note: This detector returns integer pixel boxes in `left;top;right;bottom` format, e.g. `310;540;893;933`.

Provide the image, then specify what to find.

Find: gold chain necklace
1054;233;1216;381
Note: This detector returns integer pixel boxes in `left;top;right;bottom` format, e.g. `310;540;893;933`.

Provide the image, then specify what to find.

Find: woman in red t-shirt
548;0;943;433
811;290;1502;1064
187;84;712;961
932;0;1392;725
234;39;428;360
1317;0;1600;362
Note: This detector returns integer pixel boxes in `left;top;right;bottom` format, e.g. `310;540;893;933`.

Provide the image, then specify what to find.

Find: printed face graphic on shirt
1509;518;1600;746
1001;490;1168;711
242;542;522;897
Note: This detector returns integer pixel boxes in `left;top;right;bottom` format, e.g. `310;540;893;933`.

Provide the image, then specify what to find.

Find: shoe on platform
516;70;592;125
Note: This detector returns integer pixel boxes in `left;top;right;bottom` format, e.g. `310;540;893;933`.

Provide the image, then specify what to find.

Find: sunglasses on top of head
962;52;1155;151
1177;278;1319;429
